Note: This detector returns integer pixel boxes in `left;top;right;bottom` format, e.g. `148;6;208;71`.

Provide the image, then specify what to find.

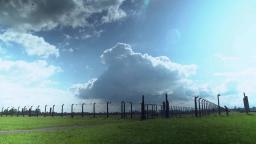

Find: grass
0;113;256;144
0;116;126;130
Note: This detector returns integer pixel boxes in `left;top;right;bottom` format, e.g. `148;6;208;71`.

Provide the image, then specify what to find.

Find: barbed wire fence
0;94;222;120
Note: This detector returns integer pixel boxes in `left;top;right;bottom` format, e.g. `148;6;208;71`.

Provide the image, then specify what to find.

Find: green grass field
0;113;255;144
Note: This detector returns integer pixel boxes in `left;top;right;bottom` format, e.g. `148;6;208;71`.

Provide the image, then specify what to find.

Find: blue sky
0;0;256;107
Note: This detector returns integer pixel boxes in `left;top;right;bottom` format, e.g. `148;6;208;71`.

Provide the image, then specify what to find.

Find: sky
0;0;256;108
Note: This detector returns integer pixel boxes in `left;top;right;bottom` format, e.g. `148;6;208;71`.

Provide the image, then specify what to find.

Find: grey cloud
0;0;126;31
71;43;210;102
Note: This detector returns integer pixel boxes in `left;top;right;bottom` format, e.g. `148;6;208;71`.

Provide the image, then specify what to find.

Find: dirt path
0;125;84;135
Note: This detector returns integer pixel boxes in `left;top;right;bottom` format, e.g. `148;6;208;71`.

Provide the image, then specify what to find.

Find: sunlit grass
0;113;256;144
0;116;129;130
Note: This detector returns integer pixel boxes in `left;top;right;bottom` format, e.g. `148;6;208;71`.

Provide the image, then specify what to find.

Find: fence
194;96;226;117
0;94;221;120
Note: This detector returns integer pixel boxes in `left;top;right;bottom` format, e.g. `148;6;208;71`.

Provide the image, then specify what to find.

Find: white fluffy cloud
0;0;126;32
0;59;80;106
212;68;256;107
214;68;256;95
0;31;59;58
71;43;210;102
0;59;61;85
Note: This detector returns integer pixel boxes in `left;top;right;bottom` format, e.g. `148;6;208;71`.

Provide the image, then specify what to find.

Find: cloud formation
71;43;209;102
0;59;78;106
0;59;61;85
0;31;59;58
214;68;256;95
0;0;126;32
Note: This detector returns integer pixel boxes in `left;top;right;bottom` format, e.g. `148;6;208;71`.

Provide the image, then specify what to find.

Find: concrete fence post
36;105;40;117
141;95;146;120
165;93;170;118
198;98;201;117
71;104;74;118
194;96;198;117
107;101;111;118
61;104;64;117
17;106;20;117
23;106;26;117
82;103;85;117
93;103;96;118
52;105;55;117
44;105;47;117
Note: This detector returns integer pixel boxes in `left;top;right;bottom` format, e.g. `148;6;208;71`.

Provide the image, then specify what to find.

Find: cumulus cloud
0;59;61;85
0;59;79;107
71;43;210;102
0;81;77;107
0;0;127;32
0;31;59;58
214;68;256;94
212;68;256;107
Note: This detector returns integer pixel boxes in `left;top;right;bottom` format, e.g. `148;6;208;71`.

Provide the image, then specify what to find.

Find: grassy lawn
0;113;256;144
0;116;127;130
